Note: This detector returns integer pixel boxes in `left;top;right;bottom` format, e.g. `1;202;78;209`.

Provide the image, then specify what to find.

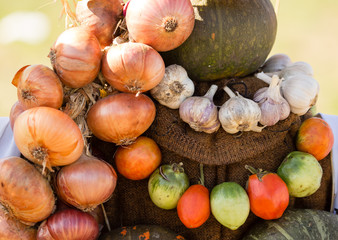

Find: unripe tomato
148;163;189;210
245;165;289;220
177;184;210;228
114;136;161;180
296;117;334;160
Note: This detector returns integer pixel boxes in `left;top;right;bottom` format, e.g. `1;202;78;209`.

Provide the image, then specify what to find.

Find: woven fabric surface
91;76;333;240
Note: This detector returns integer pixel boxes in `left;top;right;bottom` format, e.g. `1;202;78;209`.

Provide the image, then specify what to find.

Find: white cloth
0;117;20;158
320;114;338;214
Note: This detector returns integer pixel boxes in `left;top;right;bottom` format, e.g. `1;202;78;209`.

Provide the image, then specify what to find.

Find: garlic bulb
219;87;264;134
256;72;319;116
253;75;290;126
150;64;195;109
279;61;314;79
282;74;319;115
261;53;292;74
179;84;220;134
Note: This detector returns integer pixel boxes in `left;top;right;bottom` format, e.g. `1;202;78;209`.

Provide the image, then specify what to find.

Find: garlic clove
179;84;220;134
150;64;195;109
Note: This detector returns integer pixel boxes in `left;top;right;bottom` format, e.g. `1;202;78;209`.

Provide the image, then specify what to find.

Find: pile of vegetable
1;0;335;239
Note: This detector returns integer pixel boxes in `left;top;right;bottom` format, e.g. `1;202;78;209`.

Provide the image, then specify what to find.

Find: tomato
114;136;161;180
148;163;189;210
210;182;250;230
245;165;289;220
277;151;323;197
296;117;334;160
177;184;210;228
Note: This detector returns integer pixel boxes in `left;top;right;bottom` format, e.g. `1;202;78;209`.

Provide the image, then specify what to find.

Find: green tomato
277;151;323;197
148;163;189;210
210;182;250;230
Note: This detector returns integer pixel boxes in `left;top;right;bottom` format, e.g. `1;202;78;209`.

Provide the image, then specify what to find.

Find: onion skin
87;93;156;145
0;204;37;239
101;42;165;93
0;157;55;225
37;209;99;240
126;0;195;52
56;154;117;211
49;26;102;88
13;107;84;171
11;65;63;110
9;101;26;129
76;0;123;48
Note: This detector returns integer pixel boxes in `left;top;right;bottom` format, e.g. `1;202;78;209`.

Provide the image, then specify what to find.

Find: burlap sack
92;76;333;240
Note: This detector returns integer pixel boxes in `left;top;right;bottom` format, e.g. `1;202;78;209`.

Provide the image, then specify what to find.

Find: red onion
37;209;99;240
9;101;26;129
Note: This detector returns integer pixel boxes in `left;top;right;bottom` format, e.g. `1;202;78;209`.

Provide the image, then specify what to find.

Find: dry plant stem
101;204;111;231
274;0;280;15
59;0;78;28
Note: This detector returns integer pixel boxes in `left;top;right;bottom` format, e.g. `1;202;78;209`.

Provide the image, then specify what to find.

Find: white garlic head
150;64;194;109
261;53;292;73
219;87;264;134
281;74;319;115
280;61;314;80
179;85;220;134
254;75;290;126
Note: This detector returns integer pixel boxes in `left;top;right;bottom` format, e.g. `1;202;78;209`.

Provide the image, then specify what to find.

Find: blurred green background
0;0;337;116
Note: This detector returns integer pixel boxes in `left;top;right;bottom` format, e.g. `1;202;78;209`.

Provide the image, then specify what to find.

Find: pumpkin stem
199;164;205;186
162;16;178;32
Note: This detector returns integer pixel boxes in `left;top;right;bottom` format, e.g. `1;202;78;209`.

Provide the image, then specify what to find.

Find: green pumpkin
242;209;338;240
161;0;277;81
100;225;185;239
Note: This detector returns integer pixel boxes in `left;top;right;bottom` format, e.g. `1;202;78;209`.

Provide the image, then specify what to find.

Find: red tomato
246;166;289;220
177;184;210;228
114;136;161;180
296;117;334;160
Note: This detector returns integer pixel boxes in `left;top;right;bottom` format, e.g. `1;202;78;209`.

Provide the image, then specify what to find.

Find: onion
9;101;26;129
13;107;84;172
0;157;55;225
49;26;102;88
76;0;124;48
87;93;156;145
126;0;195;52
101;42;165;93
11;65;63;110
0;204;37;239
56;154;117;211
37;209;99;240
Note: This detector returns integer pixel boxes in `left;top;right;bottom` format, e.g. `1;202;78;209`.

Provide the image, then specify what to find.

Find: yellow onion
0;203;37;239
11;65;63;110
0;157;55;225
87;93;156;145
49;26;102;88
9;101;26;129
101;42;165;93
37;209;99;240
126;0;195;52
56;154;117;211
76;0;123;48
13;107;84;172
